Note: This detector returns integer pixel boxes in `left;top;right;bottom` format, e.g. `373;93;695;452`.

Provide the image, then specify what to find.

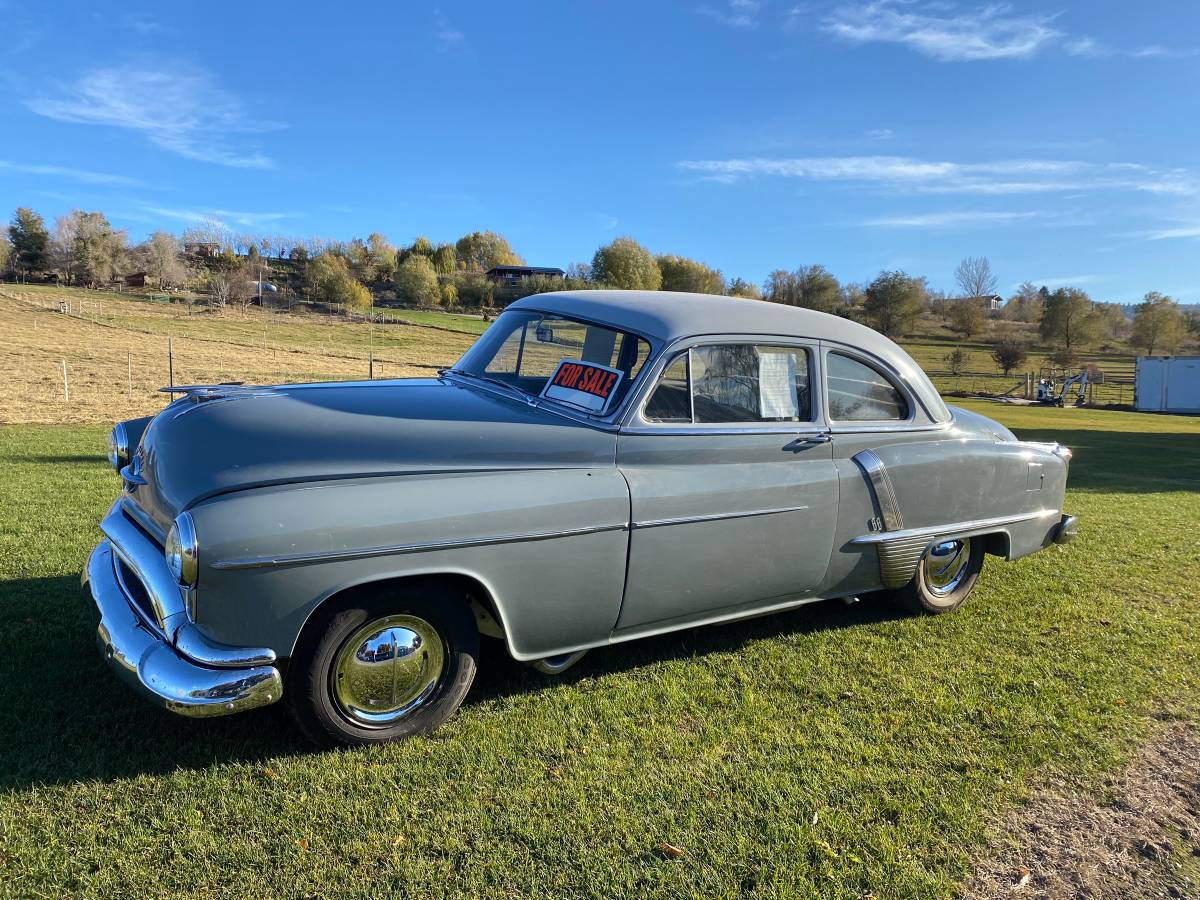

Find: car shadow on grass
0;574;904;792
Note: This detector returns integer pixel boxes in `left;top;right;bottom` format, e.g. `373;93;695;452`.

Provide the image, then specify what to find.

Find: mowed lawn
0;402;1197;898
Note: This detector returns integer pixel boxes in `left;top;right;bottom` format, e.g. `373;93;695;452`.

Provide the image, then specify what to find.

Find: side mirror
535;325;555;343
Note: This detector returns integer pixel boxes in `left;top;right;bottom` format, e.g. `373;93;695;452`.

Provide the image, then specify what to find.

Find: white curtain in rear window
758;351;799;419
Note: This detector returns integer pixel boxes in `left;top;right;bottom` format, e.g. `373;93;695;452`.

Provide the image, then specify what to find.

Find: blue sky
1;0;1198;301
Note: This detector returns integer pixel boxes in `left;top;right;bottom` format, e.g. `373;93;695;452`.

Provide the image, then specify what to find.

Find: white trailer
1135;356;1200;413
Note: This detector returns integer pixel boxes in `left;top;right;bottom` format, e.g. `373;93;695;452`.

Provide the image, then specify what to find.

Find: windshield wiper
440;368;535;402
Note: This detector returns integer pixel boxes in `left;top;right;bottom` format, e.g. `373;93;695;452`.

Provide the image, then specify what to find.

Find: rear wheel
891;537;984;615
287;583;478;748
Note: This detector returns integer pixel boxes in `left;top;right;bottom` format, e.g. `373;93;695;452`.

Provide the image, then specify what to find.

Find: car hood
126;378;615;535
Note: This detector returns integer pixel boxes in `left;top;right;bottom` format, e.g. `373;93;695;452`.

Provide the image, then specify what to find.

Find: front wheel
287;583;479;748
890;537;984;615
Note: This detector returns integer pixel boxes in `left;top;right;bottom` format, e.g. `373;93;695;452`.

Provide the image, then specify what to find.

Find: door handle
784;433;831;451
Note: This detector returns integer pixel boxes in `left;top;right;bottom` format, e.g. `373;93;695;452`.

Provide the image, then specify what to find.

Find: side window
644;354;690;422
826;352;908;421
643;345;812;424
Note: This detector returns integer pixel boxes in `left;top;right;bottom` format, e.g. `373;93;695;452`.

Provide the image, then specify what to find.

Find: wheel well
296;573;508;656
979;531;1010;558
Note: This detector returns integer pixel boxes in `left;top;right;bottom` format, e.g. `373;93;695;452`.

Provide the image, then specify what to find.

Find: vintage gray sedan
84;291;1076;746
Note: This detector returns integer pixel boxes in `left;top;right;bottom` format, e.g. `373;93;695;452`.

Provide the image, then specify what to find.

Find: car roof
507;290;950;424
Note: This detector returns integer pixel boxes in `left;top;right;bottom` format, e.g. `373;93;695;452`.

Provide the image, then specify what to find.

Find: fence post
168;337;174;388
368;352;374;380
62;360;69;402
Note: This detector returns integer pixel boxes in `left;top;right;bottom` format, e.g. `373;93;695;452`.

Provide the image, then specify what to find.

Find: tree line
4;206;1195;368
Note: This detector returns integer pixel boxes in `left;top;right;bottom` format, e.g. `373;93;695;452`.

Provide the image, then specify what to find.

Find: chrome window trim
211;522;629;571
819;338;949;425
850;508;1059;545
628;336;822;433
633;505;810;529
830;421;952;436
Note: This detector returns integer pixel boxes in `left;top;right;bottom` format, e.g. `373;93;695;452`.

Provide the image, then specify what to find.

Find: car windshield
448;309;651;414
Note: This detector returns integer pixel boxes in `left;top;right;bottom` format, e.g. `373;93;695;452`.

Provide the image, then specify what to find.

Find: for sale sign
540;359;624;413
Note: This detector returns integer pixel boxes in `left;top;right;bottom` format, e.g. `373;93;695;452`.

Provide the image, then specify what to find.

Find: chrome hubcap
925;538;972;596
332;615;445;727
530;650;587;675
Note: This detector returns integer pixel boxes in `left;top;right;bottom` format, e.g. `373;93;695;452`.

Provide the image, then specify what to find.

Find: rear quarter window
826;352;909;421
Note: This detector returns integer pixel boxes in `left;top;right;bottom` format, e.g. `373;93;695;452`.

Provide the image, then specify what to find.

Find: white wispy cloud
1065;36;1194;59
120;14;169;36
866;127;894;140
863;210;1046;227
1144;224;1200;241
27;65;282;168
1023;274;1100;288
139;205;291;229
822;1;1060;61
0;159;142;186
434;8;466;51
697;0;762;29
817;1;1191;63
676;155;1197;196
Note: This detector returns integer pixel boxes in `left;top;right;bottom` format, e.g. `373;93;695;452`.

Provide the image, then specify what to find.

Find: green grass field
1;403;1198;898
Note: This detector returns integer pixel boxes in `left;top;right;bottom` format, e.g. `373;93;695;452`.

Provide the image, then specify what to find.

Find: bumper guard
83;539;282;717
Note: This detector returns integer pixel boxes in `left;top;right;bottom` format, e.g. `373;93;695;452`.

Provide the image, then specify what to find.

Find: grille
115;554;161;631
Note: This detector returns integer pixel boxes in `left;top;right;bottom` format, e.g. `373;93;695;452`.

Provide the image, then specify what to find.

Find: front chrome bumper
83;539;282;717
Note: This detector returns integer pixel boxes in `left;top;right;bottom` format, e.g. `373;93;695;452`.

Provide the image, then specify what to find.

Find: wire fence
10;288;1146;423
927;370;1137;406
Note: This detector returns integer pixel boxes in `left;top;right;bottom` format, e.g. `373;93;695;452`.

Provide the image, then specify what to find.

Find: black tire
287;582;478;748
891;537;985;615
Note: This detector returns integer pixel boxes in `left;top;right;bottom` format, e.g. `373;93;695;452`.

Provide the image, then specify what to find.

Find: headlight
107;422;130;472
165;512;199;586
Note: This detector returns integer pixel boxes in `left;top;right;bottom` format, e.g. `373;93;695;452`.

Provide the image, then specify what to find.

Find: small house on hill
485;265;565;285
123;272;152;288
950;294;1003;311
184;241;221;258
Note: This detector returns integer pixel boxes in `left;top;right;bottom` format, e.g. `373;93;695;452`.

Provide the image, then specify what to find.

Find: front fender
187;468;630;660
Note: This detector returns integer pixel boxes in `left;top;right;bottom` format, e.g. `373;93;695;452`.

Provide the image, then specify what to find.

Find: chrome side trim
211;522;629;571
621;424;828;436
852;449;904;531
850;509;1059;545
633;505;810;529
853;509;1058;589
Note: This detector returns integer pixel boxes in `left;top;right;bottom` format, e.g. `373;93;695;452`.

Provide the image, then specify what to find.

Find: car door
614;339;840;632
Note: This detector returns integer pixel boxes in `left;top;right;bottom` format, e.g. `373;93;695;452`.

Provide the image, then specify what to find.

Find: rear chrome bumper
83;539;282;717
1053;513;1079;545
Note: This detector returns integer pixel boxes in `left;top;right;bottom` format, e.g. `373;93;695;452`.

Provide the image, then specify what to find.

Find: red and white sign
540;359;624;412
